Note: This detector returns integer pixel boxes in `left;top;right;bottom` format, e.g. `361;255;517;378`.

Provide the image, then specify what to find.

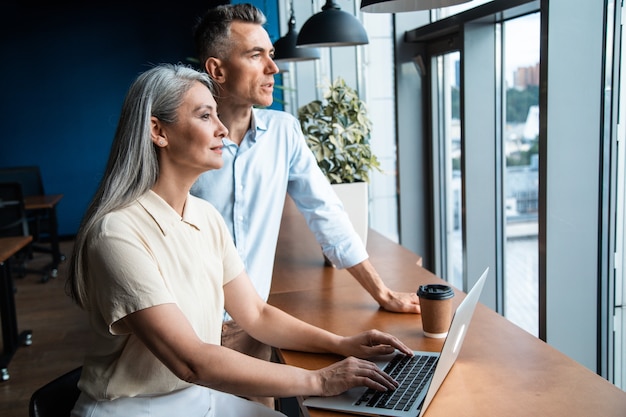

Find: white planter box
332;182;369;246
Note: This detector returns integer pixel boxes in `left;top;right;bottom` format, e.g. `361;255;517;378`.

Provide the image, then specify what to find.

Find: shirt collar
137;190;202;236
226;108;269;153
251;107;268;132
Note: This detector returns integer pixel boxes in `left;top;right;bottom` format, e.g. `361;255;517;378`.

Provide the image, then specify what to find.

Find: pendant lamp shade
273;11;320;62
361;0;472;13
296;0;369;47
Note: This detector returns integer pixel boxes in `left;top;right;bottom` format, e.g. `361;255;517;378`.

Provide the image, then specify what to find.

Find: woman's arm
224;271;413;359
122;274;404;397
123;304;311;397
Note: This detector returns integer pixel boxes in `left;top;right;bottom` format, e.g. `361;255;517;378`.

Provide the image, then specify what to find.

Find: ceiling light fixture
360;0;472;13
273;1;320;62
297;0;369;47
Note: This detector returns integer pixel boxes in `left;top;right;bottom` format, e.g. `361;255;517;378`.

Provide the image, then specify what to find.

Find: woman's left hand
338;329;413;359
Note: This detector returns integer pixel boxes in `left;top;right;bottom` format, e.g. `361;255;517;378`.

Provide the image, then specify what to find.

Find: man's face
218;21;279;108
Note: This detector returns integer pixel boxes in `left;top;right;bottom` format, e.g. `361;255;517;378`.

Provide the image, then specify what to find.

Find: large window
502;13;540;336
431;51;463;289
407;0;619;385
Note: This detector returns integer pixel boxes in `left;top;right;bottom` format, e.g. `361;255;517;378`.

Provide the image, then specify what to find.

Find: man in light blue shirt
192;109;368;308
191;4;420;408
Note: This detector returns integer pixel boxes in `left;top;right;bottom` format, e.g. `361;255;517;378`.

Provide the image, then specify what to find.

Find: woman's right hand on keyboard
315;356;398;396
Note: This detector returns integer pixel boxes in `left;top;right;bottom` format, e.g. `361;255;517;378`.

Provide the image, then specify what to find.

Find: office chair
0;181;31;277
0;166;64;279
0;182;51;281
29;366;82;417
0;182;29;236
0;165;49;236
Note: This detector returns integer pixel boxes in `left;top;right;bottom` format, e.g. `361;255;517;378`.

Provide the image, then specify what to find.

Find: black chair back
0;181;29;237
0;166;53;244
29;366;82;417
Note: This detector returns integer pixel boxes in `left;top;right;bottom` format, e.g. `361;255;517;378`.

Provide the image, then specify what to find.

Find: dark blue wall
0;0;279;237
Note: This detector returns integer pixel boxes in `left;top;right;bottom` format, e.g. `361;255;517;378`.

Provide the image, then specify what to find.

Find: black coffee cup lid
417;284;455;300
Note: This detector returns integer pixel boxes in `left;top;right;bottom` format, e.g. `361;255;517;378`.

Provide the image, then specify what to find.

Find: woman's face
158;81;228;174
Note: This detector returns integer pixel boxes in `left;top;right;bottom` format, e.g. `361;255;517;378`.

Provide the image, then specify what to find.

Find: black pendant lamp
273;3;320;62
361;0;472;13
296;0;369;48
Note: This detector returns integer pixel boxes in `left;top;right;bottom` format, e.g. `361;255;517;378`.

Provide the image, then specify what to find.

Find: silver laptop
303;267;489;417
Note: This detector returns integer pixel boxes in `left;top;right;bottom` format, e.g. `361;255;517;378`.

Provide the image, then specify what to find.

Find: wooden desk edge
0;236;33;263
270;196;626;416
23;194;63;210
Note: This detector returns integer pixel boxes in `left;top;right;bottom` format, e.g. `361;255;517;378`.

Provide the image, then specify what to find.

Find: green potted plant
298;77;381;184
298;77;381;245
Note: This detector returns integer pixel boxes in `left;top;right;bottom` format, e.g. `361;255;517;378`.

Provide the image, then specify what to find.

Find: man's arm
347;259;421;314
284;113;421;314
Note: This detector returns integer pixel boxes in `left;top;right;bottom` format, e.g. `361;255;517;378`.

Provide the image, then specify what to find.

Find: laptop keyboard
354;353;438;412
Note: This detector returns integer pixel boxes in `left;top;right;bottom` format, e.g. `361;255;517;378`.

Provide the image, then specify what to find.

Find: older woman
66;63;411;417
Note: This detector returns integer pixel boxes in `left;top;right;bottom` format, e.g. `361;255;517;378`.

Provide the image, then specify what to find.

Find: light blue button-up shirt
190;108;368;310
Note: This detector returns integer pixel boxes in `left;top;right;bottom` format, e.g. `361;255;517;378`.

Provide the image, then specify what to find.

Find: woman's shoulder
187;193;218;212
92;200;145;235
186;194;225;225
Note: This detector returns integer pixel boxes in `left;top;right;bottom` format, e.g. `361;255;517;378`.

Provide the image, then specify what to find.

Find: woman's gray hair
193;3;267;67
67;63;215;308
